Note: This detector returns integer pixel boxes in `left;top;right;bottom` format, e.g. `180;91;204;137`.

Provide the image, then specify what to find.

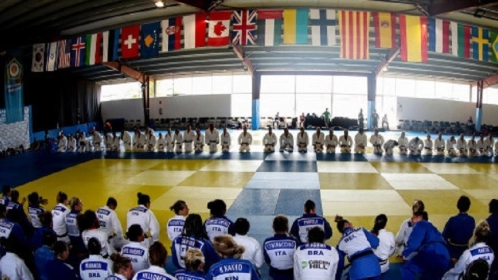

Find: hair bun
207;201;214;209
137;192;142;198
334;215;344;223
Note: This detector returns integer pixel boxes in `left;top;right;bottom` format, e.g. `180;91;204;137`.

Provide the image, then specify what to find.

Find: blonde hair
475;220;491;243
213;235;245;259
184;248;205;271
69;197;81;209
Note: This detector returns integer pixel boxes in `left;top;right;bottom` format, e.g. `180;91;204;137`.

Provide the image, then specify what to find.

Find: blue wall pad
274;189;322;216
265;152;317;161
245;172;320;190
217;152;267;160
227;189;280;216
256;161;317;172
316;153;368;162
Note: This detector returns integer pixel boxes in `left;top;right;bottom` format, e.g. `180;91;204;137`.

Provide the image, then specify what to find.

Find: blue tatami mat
274;189;322;216
265;152;317;161
227;189;280;216
245;172;320;190
256;161;317;172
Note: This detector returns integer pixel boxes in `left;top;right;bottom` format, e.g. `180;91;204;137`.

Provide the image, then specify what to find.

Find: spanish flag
373;12;396;48
399;15;428;62
339;11;370;59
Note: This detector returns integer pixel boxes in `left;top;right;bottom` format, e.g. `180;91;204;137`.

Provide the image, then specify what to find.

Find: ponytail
371;214;387;236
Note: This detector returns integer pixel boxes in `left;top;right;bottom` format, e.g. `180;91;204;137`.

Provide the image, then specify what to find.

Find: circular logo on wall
9;61;20;78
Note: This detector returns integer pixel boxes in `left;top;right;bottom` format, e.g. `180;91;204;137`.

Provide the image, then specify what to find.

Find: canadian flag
208;11;232;46
121;25;140;59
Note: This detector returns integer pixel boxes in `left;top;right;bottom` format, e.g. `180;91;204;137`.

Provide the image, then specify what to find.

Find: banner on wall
4;51;24;123
0;106;31;150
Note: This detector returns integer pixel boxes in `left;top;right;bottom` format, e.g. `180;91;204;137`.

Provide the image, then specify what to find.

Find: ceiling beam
374;46;400;77
428;0;498;16
233;45;255;76
103;61;147;84
472;73;498;88
171;0;223;11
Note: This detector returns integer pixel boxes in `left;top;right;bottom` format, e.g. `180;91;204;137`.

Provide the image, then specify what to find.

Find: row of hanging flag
31;9;498;72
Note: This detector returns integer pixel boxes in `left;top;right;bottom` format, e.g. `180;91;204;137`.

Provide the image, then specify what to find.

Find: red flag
208;11;232;46
121;25;140;59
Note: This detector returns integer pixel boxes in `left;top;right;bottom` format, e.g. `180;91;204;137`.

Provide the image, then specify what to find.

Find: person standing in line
457;133;468;156
263;215;296;280
238;126;252;152
97;197;127;250
183;125;196;153
447;136;457;156
173;129;183;153
371;110;379;129
325;129;338;153
194;128;205;153
166;200;189;242
358;109;364;130
121;129;132;151
339;129;353;153
121;224;150;273
233;218;264;272
126;193;159;248
297;127;309;153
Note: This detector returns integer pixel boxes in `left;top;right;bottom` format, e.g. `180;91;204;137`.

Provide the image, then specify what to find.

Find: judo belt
379;259;388;265
424;147;431;150
447;240;469;247
209;141;217;143
348;249;374;263
57;232;68;238
108;233;116;241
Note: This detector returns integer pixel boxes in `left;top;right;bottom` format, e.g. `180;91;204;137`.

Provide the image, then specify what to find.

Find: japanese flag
208;11;232;46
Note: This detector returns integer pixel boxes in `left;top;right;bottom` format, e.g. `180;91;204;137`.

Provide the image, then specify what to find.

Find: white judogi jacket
325;134;338;147
293;243;339;280
297;132;310;146
68;138;76;151
477;139;485;151
173;133;183;145
122;131;131;146
135;134;146;147
238;132;252;145
263;133;277;146
234;234;265;269
280;134;294;147
97;205;124;239
312;132;325;145
442;243;494;280
80;255;113;280
447;139;456;150
383;140;397;151
112;136;120;149
157;137;166;148
467;139;477;151
194;134;205;146
398;136;409;148
132;266;174;280
339;135;353;147
354;133;367;148
221;132;231;146
59;136;68;150
147;134;156;147
52;203;70;238
485;137;494;150
82;228;114;257
126;205;160;246
424;139;433;150
183;130;196;144
167;215;186;242
370;134;385;147
373;229;395;273
408;138;423;151
105;133;113;148
164;133;173;146
92;131;102;144
457;139;467;150
205;128;220;145
121;241;150;273
434;138;445;151
0;252;34;280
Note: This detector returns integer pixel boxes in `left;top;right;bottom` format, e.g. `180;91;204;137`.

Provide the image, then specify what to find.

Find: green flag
491;31;498;63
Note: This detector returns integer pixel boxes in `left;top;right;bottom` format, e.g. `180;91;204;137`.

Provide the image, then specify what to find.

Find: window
261;75;295;93
333;94;367;118
260;93;295;117
435;81;453;100
454;83;470;102
382;77;396;96
483;87;498;105
192;76;212;95
156;79;173;97
233;74;252;93
212;74;232;94
415;79;435;98
296;75;332;93
295;94;331;117
333;76;367;94
173;77;192;95
100;82;141;101
395;78;416;97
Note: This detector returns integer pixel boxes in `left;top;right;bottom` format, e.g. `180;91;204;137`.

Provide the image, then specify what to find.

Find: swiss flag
121;25;140;59
208;11;232;46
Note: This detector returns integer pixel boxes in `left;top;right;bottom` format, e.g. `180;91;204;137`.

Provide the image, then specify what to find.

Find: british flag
57;39;71;69
232;10;257;45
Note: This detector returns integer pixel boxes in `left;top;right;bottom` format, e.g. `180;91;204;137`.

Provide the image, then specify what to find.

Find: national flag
309;9;336;46
232;10;257;46
184;13;207;49
121;25;140;59
451;22;471;58
107;29;120;61
256;10;283;46
45;42;58;71
472;27;489;61
57;39;71;69
141;22;160;58
491;31;498;63
428;18;450;53
208;11;232;47
373;12;396;48
71;36;86;67
31;43;45;72
399;15;428;62
102;31;109;62
86;33;99;66
283;9;308;44
339;11;370;59
161;17;182;52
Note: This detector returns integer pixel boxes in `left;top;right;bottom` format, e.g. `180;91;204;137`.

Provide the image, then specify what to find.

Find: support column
252;73;261;130
367;74;377;130
475;80;483;132
142;76;150;126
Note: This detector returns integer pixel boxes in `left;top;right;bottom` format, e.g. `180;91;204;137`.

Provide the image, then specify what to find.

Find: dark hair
0;235;20;253
149;242;168;266
28;192;40;206
272;215;289;233
10;190;19;203
39;212;53;227
308;227;325;243
127;224;144;242
422;211;429;221
53;241;68;256
78;210;99;232
304;200;316;213
334;215;349;234
42;230;57;247
107;197;117;207
110;254;132;274
489;199;498;214
463;259;489;280
137;192;150;205
234;218;250;235
458;196;471;212
207;199;226;216
412;200;425;216
0;204;6;218
87;237;102;255
57;191;68;204
170;200;186;215
2;185;11;196
182;214;206;239
372;214;388;235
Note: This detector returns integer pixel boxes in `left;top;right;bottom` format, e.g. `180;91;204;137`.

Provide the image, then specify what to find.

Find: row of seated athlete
0;183;496;280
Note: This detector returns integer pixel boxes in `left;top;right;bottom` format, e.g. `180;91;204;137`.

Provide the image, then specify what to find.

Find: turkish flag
121;25;140;59
208;11;232;46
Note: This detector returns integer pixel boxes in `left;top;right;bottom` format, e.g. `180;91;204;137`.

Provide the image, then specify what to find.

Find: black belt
57;232;68;238
424;147;432;150
447;240;469;247
379;259;388;265
348;249;374;263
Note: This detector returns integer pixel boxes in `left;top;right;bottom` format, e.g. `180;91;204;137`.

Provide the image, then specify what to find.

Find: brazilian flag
491;31;498;63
